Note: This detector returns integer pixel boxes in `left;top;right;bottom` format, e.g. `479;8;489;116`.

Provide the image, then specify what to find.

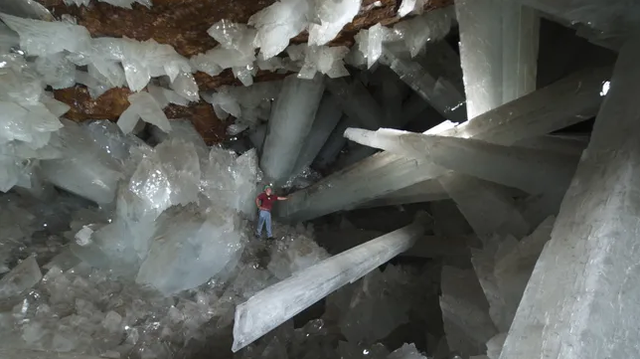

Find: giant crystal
232;213;430;351
291;94;343;176
455;0;539;119
345;127;579;195
276;67;610;222
248;0;310;59
308;0;361;46
260;74;324;185
499;33;640;359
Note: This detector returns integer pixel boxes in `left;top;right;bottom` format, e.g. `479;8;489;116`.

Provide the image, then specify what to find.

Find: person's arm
256;196;262;209
277;196;288;200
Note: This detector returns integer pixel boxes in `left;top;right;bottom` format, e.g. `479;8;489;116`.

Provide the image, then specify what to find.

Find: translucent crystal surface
117;92;172;134
232;214;429;351
295;45;350;79
260;74;325;185
277;68;609;222
500;35;640;359
0;255;41;300
248;0;311;59
308;0;361;46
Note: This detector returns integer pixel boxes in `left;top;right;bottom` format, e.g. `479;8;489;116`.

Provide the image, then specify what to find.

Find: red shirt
257;193;277;211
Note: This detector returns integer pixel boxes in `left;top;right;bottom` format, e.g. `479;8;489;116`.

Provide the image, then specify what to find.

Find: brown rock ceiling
37;0;453;143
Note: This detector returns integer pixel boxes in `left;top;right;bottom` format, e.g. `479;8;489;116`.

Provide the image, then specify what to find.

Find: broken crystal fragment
260;74;325;185
232;214;430;351
308;0;361;46
118;92;172;134
0;255;42;300
0;13;91;56
249;0;311;59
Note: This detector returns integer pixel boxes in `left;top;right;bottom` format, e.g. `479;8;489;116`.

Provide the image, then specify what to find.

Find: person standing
255;185;288;240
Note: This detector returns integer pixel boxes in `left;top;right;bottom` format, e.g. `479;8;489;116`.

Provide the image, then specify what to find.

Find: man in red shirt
255;185;288;240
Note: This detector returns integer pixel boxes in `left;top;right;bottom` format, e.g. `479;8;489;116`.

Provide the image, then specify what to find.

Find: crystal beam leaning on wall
275;66;612;222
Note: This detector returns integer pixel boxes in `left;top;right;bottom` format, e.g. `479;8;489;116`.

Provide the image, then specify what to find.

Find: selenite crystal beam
260;74;325;185
232;214;430;352
499;33;640;359
276;66;611;222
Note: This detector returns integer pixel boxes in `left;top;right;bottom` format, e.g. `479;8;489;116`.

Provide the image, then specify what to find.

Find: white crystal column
345;128;579;195
499;35;640;359
232;214;430;352
355;179;449;209
313;117;350;169
456;0;539;118
276;67;611;222
260;74;325;185
291;94;343;176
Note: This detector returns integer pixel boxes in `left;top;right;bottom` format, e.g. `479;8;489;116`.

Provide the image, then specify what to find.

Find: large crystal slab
260;74;325;185
291;94;342;176
40;121;123;204
0;255;41;301
499;34;640;359
136;207;245;295
439;173;530;239
312;116;349;169
455;0;539;119
232;214;430;351
440;265;498;358
276;67;610;222
356;179;449;209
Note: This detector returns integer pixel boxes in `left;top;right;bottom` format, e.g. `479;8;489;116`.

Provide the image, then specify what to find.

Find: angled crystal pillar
345;127;579;195
455;0;540;118
291;94;342;176
499;34;640;359
380;48;467;122
260;74;325;185
439;173;530;239
355;179;448;209
325;77;385;130
312;117;350;170
276;67;611;222
232;214;430;352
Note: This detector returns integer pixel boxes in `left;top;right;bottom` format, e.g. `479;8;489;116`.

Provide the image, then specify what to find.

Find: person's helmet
264;185;272;191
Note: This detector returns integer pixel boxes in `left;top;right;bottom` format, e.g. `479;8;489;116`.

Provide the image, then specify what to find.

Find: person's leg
256;210;265;237
265;211;273;238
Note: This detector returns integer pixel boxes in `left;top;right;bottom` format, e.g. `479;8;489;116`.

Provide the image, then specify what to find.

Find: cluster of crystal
286;44;350;79
63;0;152;9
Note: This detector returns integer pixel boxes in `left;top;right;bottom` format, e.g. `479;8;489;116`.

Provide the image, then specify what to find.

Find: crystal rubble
117;92;172;134
266;224;330;280
260;74;325;185
277;67;611;222
325;77;385;130
500;35;640;359
290;94;343;177
324;264;436;347
232;213;430;351
438;173;530;240
440;265;498;358
455;0;539;119
345;127;579;195
0;255;41;301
